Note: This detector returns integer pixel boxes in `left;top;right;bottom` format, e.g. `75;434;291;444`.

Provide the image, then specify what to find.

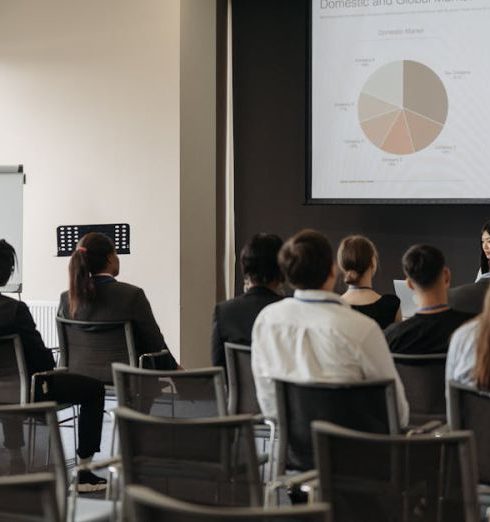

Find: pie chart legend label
358;60;448;155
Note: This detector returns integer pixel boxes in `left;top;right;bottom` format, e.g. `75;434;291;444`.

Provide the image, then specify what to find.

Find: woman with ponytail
59;232;178;369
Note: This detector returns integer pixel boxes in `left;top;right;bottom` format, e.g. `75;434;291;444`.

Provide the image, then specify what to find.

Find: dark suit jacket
0;294;55;376
59;276;177;369
448;278;490;315
211;286;283;369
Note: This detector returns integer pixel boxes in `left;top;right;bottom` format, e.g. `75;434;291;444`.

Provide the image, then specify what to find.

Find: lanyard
347;285;372;290
294;297;342;305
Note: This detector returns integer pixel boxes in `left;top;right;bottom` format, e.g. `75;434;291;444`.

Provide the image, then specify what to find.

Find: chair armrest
32;368;68;377
406;420;444;436
284;470;318;487
139;350;172;369
30;369;69;402
252;414;276;425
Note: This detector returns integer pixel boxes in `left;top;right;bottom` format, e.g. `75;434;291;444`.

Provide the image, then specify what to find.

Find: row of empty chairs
0;320;487;521
0;399;481;521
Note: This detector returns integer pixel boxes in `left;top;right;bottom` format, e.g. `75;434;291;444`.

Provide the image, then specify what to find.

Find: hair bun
344;270;360;285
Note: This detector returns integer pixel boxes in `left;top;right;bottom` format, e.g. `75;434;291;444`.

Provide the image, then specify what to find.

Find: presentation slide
310;0;490;202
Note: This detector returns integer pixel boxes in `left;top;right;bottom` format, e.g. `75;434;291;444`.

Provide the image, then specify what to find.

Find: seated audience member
446;286;490;388
0;239;106;491
338;235;401;329
58;232;178;369
251;229;408;426
385;245;474;354
211;233;284;369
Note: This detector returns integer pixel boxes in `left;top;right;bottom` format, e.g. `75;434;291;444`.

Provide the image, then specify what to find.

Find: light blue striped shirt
446;318;478;387
446;319;480;424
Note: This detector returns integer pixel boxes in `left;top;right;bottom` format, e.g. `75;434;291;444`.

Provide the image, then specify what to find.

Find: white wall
0;0;183;356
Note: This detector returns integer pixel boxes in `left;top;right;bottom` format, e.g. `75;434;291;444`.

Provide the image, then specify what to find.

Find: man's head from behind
402;244;449;292
240;233;284;288
0;239;16;287
278;229;334;290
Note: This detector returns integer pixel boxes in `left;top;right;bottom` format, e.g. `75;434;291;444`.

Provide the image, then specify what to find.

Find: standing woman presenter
476;221;490;282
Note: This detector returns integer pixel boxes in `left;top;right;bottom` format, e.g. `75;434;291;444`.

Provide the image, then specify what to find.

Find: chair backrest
112;363;227;418
225;343;260;415
0;403;67;520
275;379;400;475
393;353;447;424
0;473;60;522
116;407;262;507
0;334;28;404
57;317;136;384
312;420;479;522
449;380;490;484
127;485;331;522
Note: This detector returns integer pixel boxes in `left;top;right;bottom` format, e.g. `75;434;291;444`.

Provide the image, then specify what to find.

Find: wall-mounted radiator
25;300;59;348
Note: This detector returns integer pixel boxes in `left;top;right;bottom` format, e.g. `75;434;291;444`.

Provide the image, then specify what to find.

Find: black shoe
76;470;107;493
287;484;309;505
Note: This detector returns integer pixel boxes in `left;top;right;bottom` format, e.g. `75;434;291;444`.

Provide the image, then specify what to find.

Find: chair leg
265;419;276;483
107;410;118;500
72;405;78;465
27;417;34;472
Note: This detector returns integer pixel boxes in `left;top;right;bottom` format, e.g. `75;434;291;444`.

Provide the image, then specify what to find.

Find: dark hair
337;235;378;285
480;222;490;275
240;233;283;286
402;244;445;290
278;229;333;290
475;287;490;389
0;239;17;287
68;232;115;317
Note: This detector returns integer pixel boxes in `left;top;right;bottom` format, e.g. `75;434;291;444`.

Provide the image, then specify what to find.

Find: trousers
2;372;105;459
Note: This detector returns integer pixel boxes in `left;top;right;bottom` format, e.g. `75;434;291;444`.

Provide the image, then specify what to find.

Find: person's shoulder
384;314;416;337
103;280;144;296
379;293;400;306
0;293;20;306
254;296;294;322
0;294;24;318
335;302;382;335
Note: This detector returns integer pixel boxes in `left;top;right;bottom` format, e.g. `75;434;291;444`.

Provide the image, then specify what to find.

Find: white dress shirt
251;289;409;427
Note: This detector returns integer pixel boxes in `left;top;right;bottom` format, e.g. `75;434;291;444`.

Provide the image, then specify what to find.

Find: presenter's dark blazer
59;275;178;369
448;278;490;315
211;286;283;369
0;294;55;376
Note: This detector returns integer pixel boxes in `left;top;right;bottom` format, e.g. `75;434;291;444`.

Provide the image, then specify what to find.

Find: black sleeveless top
351;294;400;329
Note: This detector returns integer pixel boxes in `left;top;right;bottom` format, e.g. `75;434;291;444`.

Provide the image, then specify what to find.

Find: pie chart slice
404;110;444;152
403;60;448;125
360;110;400;147
358;93;400;122
358;60;448;155
381;111;414;155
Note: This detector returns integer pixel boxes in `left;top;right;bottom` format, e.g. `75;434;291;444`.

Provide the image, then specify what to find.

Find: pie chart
358;60;448;155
